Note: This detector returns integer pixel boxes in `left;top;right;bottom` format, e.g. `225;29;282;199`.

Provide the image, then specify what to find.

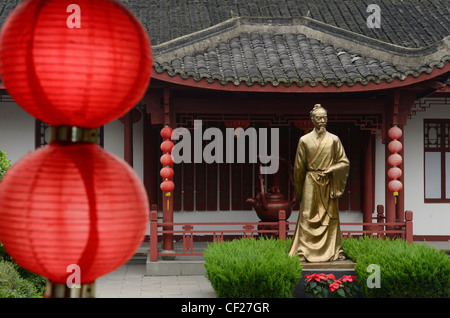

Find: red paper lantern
160;154;174;166
160;180;175;192
388;167;402;180
388;153;402;167
388;179;403;192
388;140;403;153
388;126;402;140
160;126;173;140
0;0;152;128
160;166;174;179
161;140;174;153
0;143;149;284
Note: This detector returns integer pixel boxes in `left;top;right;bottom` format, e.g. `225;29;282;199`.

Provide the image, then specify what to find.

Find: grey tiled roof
125;0;450;49
153;30;449;87
135;0;450;88
0;0;448;89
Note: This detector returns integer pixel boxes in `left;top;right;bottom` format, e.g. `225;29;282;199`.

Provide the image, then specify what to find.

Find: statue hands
317;168;332;179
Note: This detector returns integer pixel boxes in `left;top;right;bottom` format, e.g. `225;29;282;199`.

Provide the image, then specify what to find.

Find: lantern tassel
394;191;398;204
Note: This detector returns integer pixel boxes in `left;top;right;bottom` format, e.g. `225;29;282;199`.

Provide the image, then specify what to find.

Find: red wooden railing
149;204;413;262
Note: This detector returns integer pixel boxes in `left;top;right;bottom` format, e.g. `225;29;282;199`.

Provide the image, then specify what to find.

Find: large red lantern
0;143;148;285
0;0;153;298
0;0;152;128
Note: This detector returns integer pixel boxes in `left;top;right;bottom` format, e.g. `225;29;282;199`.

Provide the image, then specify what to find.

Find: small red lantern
161;140;174;153
160;180;175;192
160;126;173;140
388;179;403;192
388;153;403;167
388;126;402;140
388;167;402;180
0;0;152;128
0;143;148;287
160;154;174;166
160;166;174;179
388;140;403;153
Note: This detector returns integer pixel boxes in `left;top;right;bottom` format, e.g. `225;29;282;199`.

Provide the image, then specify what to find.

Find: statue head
310;104;328;133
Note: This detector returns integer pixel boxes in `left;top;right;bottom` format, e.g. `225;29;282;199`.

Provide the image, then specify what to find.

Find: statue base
300;259;356;269
294;259;362;298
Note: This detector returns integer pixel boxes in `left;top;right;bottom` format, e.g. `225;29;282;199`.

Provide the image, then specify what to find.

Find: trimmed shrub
0;149;11;181
0;260;44;298
1;241;46;298
204;237;302;298
343;236;450;298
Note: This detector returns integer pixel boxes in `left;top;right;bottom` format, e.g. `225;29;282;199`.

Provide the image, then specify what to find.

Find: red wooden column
384;93;398;231
161;88;175;258
395;124;405;221
385;89;414;230
362;132;375;229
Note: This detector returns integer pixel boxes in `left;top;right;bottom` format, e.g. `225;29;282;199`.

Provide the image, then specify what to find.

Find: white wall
0;100;145;182
0;101;35;163
103;117;144;182
401;97;450;236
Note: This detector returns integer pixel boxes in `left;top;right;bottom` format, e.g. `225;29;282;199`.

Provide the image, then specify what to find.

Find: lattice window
424;119;450;202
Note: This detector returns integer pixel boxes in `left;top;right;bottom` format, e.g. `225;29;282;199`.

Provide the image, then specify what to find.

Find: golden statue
289;104;350;263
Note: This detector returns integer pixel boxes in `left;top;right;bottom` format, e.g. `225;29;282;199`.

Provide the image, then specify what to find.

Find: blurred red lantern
388;126;402;140
160;180;175;192
388;140;403;153
160;154;174;166
388;153;402;167
0;0;152;128
0;143;149;286
388;167;402;179
161;140;174;153
160;126;173;140
160;166;174;179
388;179;403;192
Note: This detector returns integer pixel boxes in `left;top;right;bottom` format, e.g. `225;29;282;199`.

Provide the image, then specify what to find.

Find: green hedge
0;242;46;298
0;260;45;298
204;237;302;298
343;236;450;298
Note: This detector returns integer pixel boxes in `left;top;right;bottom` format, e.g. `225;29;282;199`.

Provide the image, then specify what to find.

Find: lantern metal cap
45;280;96;298
50;126;98;144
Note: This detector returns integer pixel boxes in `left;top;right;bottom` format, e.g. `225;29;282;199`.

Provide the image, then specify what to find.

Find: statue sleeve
329;137;350;199
294;138;307;203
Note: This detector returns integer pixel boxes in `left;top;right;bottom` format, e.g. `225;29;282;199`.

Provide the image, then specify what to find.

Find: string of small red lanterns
0;0;152;298
387;126;403;204
160;126;175;206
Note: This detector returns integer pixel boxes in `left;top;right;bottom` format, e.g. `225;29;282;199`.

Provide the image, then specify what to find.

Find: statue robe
288;129;349;263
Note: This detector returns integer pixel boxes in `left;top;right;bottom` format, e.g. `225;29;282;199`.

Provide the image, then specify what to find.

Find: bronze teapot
246;158;297;222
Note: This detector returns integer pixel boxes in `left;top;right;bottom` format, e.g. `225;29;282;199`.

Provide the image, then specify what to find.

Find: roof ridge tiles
153;16;449;68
